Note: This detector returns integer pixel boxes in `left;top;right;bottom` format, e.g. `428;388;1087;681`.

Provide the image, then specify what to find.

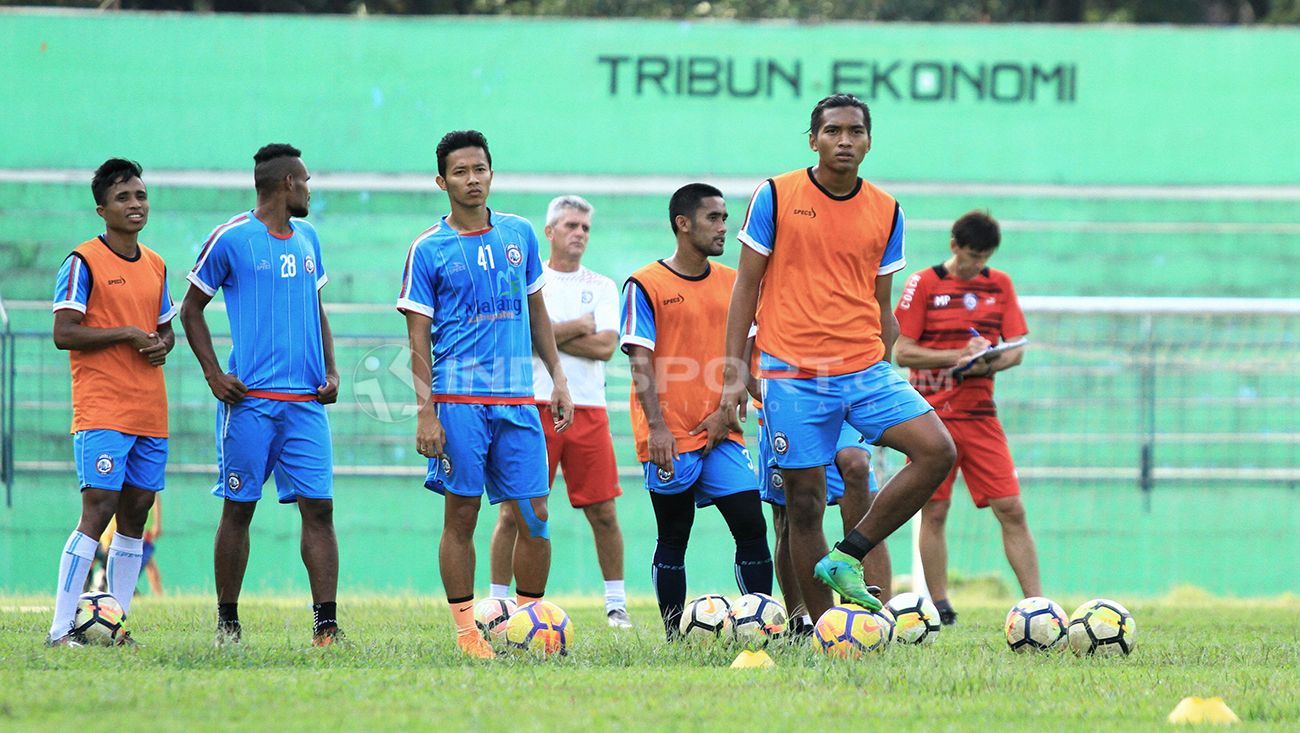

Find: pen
968;327;982;339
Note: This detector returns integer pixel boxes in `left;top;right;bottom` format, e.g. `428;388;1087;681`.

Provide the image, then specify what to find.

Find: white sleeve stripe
526;276;545;295
157;304;179;325
316;273;329;291
878;258;907;277
738;231;772;256
52;300;86;314
396;297;435;319
185;271;217;297
620;335;655;351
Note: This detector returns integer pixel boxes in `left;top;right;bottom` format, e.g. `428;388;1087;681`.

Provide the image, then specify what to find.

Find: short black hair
951;210;1001;252
253;143;303;193
809;94;872;136
436;130;492;178
91;158;143;205
668;183;724;233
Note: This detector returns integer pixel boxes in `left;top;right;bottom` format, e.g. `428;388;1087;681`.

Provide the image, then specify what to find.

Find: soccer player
397;130;574;659
181;143;343;647
621;183;773;640
720;94;957;622
46;158;176;646
487;195;633;629
894;210;1040;625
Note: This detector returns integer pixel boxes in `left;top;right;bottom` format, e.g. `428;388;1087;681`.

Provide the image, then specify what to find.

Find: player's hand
648;423;678;477
416;408;446;458
206;372;249;405
316;371;340;405
576;311;596;336
550;383;575;433
688;407;731;455
138;332;169;367
719;375;749;433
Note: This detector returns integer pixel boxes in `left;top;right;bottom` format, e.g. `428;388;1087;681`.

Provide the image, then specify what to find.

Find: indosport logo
598;55;1077;104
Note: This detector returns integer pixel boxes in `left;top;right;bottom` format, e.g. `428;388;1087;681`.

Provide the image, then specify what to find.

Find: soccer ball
870;606;896;646
1004;597;1069;652
505;600;572;656
678;594;732;640
729;593;787;647
73;592;126;645
885;592;941;644
1068;598;1136;656
813;604;888;657
473;598;516;644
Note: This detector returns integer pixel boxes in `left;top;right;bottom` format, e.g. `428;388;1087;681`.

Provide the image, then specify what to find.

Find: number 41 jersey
395;210;545;403
188;211;328;395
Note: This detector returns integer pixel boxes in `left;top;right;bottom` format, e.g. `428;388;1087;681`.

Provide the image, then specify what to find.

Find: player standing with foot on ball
397;130;574;659
622;184;773;640
182;144;343;647
487;195;633;629
47;159;177;646
720;94;956;622
894;210;1040;626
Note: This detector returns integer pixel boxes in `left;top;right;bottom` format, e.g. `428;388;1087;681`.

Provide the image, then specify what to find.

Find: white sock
50;531;97;639
801;614;813;625
489;583;510;600
604;579;626;612
107;533;145;616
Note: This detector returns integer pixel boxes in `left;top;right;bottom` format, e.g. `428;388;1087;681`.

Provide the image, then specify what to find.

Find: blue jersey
396;210;544;402
187;211;328;395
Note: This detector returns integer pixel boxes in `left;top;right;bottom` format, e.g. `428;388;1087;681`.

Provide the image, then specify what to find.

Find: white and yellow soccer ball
1004;597;1069;652
869;606;896;646
885;592;942;644
678;594;732;640
1068;598;1136;656
473;597;516;644
505;600;573;656
73;592;127;645
813;604;889;657
729;593;787;648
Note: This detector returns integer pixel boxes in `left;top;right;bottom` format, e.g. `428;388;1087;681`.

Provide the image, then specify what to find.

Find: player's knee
584;500;619;531
517;498;550;540
299;499;334;527
922;500;950;526
991;497;1027;527
836;455;871;490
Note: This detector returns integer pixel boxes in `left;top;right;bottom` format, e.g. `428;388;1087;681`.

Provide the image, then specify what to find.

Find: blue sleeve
188;230;230;296
737;180;776;256
306;223;328;290
878;203;906;276
396;241;437;319
52;253;91;314
158;269;178;324
619;279;656;353
524;224;544;295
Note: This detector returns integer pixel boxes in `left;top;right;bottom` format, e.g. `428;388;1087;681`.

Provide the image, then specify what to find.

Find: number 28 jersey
188;211;328;395
396;211;545;403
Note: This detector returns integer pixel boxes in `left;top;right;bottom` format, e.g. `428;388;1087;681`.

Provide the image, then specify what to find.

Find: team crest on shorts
963;293;979;310
226;472;242;493
504;243;524;267
95;453;114;475
772;432;790;455
770;470;785;490
656;466;673;482
440;456;454;477
304;256;316;274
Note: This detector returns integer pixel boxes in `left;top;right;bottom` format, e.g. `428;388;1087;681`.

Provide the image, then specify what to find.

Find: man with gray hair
488;195;632;628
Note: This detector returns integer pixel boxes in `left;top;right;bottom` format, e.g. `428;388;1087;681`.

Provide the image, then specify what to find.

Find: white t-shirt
533;264;620;407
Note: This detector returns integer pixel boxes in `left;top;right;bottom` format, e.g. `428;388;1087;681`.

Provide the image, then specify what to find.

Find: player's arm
52;308;159;358
743;334;760;402
529;291;573;432
875;272;900;364
316;301;340;404
551;313;596;345
894;336;990;369
404;311;445;457
135;319;175;367
179;284;248;404
626;344;678;472
721;245;769;430
559;330;617;361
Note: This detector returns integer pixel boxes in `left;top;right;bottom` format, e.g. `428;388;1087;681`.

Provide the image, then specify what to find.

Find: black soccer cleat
215;620;243;648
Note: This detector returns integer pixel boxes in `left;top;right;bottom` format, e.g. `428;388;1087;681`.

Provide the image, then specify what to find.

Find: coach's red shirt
895;264;1028;419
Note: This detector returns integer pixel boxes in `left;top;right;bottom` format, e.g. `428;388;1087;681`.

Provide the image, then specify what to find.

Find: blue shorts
760;359;933;470
213;398;333;504
425;403;548;505
641;440;758;508
758;422;877;506
73;429;167;492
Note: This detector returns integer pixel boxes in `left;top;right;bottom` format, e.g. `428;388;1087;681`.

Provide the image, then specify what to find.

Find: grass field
1;592;1296;731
